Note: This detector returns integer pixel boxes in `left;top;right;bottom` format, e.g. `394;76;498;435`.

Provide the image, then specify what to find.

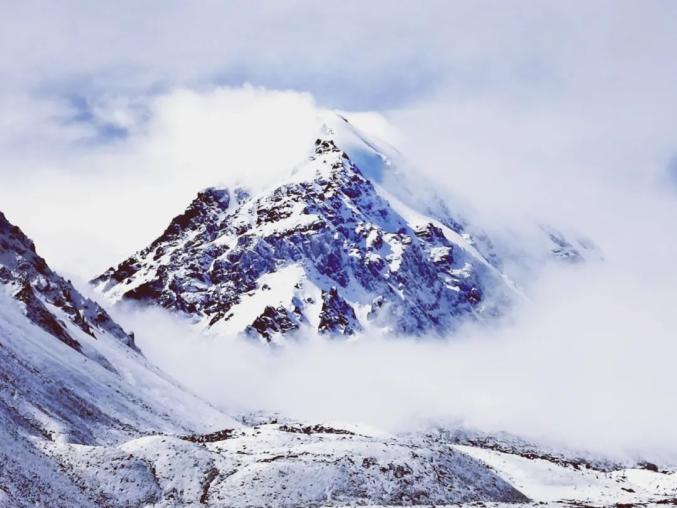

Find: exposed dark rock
152;187;230;248
278;424;356;436
14;283;81;352
200;467;219;504
318;287;360;335
246;306;299;341
314;138;341;154
541;225;586;263
639;461;659;472
124;279;165;302
181;428;236;443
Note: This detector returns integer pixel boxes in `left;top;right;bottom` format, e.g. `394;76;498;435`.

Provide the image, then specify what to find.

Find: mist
0;87;326;276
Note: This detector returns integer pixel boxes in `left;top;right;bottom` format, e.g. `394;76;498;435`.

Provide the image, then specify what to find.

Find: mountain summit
93;114;594;342
92;115;519;341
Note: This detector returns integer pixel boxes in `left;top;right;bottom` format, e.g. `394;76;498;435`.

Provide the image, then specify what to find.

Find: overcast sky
1;1;676;275
0;1;675;275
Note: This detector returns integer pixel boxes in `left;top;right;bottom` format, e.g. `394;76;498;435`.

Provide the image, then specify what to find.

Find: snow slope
454;444;677;506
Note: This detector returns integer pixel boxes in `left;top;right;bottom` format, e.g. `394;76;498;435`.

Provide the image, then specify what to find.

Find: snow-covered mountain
93;114;566;342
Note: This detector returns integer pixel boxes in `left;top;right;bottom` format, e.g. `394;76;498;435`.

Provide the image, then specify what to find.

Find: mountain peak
90;112;593;342
92;130;511;341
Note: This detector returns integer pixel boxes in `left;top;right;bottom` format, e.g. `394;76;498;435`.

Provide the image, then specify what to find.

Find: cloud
114;249;677;462
3;1;676;275
0;86;326;275
0;1;457;108
4;1;674;109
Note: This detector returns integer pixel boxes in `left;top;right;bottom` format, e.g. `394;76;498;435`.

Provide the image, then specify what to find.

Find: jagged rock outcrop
318;287;361;335
245;305;300;340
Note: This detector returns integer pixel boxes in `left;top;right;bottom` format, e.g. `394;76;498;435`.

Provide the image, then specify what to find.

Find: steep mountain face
94;123;516;342
0;211;136;361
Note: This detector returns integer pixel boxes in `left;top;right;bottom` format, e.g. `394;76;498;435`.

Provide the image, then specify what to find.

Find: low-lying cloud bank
111;237;677;463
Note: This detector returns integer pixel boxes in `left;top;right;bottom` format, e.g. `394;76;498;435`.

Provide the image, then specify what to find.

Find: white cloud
0;87;325;275
115;250;677;462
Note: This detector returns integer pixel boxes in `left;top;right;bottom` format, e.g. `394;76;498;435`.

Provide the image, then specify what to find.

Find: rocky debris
200;467;220;504
182;428;237;444
278;424;356;436
639;461;660;473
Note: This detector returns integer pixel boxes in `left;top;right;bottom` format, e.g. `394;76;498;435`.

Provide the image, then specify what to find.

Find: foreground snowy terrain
28;422;677;507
